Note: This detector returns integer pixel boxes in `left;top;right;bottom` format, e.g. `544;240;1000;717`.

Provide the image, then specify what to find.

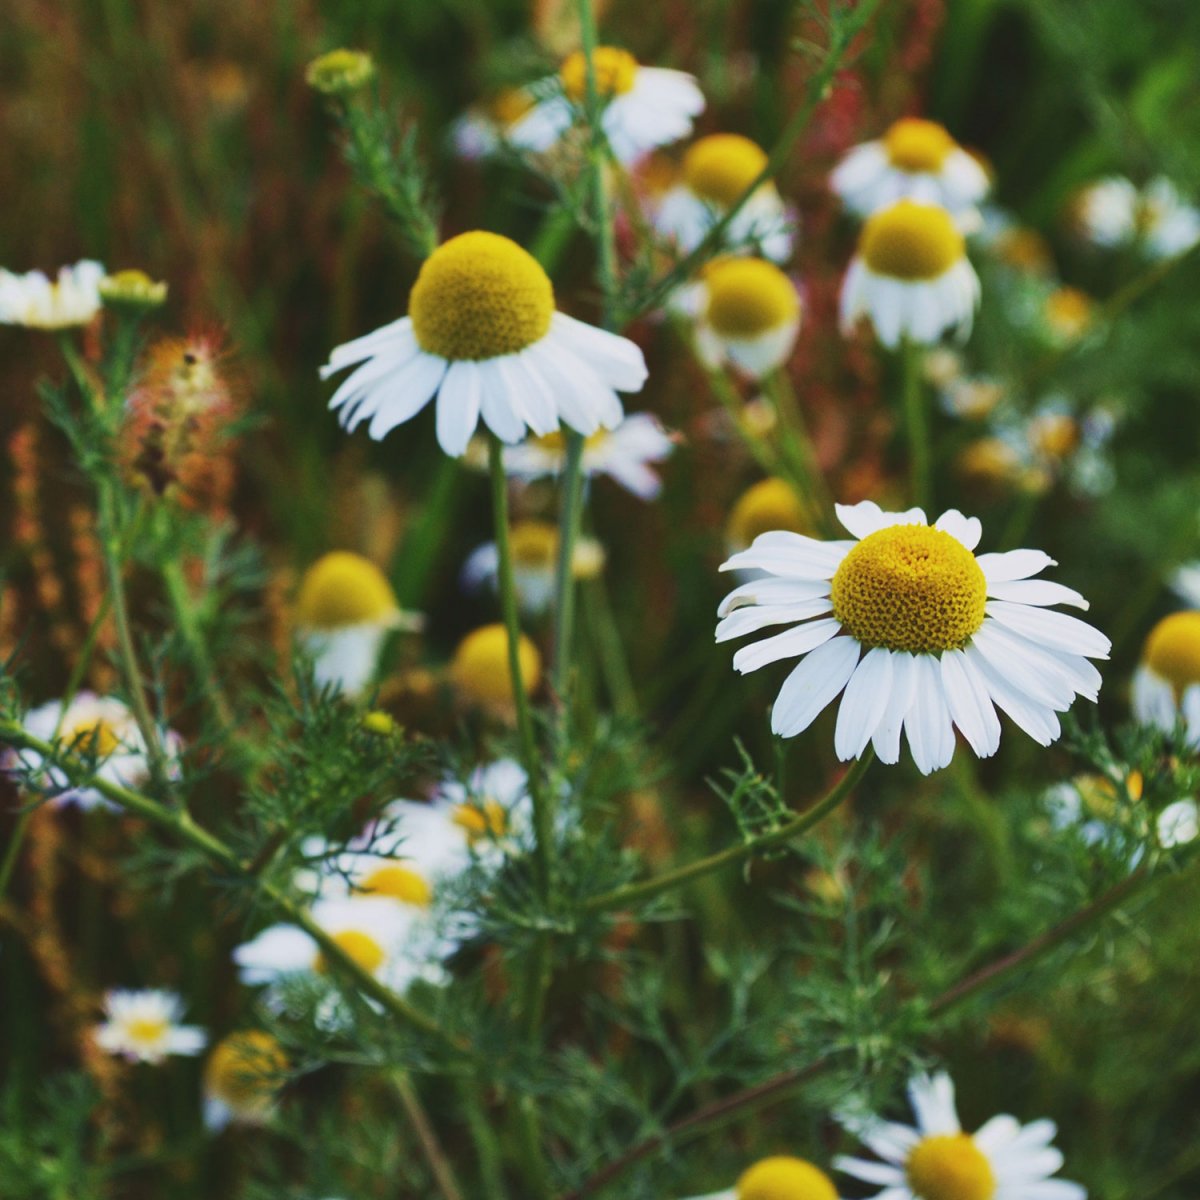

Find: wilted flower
94;989;206;1064
0;260;104;329
450;623;542;709
202;1031;289;1130
305;48;376;96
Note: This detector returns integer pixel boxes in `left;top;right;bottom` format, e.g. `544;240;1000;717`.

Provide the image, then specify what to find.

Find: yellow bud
306;48;376;96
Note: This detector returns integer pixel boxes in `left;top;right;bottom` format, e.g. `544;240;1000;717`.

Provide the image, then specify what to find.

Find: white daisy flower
450;87;536;160
726;478;812;586
508;46;704;165
1131;611;1200;747
831;118;989;223
1157;799;1199;848
294;551;423;697
1072;176;1200;260
690;257;802;378
840;200;980;348
8;692;182;809
202;1030;289;1131
717;500;1110;775
0;260;105;329
500;412;676;500
1070;176;1138;247
461;520;606;615
321;231;648;456
94;989;207;1064
681;1155;840;1200
836;1070;1085;1200
1138;176;1200;259
653;133;795;263
1170;564;1200;609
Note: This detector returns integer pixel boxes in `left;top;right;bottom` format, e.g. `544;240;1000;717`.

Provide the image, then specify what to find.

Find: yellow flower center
315;929;387;976
295;551;398;630
67;717;123;758
735;1155;839;1200
560;46;638;102
883;117;956;173
1027;413;1079;460
1044;287;1093;338
533;428;610;456
204;1031;289;1111
861;200;965;281
727;478;809;548
831;523;987;654
126;1016;170;1045
703;257;799;337
905;1134;997;1200
510;520;560;568
683;133;769;208
358;863;432;907
488;87;535;126
450;623;543;707
409;232;555;361
452;799;510;841
1143;611;1200;698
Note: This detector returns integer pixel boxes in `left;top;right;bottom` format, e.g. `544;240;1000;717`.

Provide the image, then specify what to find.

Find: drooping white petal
984;600;1111;660
720;532;853;579
321;318;416;378
770;636;861;738
972;624;1077;709
934;508;982;550
973;1114;1021;1152
835;647;894;761
976;549;1056;583
715;598;834;642
904;654;957;774
908;1072;961;1135
1008;1182;1086;1200
871;650;917;764
732;617;841;674
435;361;483;456
831;1156;907;1186
940;648;1001;757
549;312;648;393
717;577;831;616
365;354;447;440
1131;665;1176;731
966;645;1061;746
477;359;529;443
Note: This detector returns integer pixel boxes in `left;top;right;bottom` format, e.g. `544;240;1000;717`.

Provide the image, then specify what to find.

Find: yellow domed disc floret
126;1015;169;1045
728;478;809;548
510;520;560;568
451;624;543;707
906;1134;997;1200
1143;611;1200;698
683;134;770;208
315;929;387;976
358;863;432;907
883;117;955;173
861;201;964;281
831;524;987;654
735;1155;840;1200
560;46;638;102
409;232;555;362
67;717;123;758
489;86;535;127
296;551;398;630
204;1031;289;1112
452;800;509;841
704;258;799;338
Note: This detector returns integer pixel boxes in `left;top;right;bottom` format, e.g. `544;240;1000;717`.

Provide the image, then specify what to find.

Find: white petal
836;500;927;540
966;645;1061;746
718;577;831;616
477;359;528;443
976;549;1056;583
832;1157;906;1186
972;624;1077;709
871;651;917;764
934;509;982;550
1132;665;1176;730
986;579;1088;609
732;618;842;674
985;601;1111;660
365;354;446;440
940;649;1001;757
720;532;853;579
1004;1182;1085;1200
435;361;483;456
549;312;648;393
908;1072;961;1135
974;1114;1021;1152
715;599;834;642
835;647;894;761
771;636;861;738
904;655;957;774
321;317;415;378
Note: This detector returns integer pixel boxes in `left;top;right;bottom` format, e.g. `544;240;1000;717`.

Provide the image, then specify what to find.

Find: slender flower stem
900;338;932;511
551;433;586;717
761;370;838;536
392;1071;467;1200
0;809;34;903
583;750;874;915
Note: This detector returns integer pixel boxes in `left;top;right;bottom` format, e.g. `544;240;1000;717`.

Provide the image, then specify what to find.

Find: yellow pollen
906;1134;996;1200
68;717;123;758
1143;611;1200;698
727;478;809;548
204;1031;289;1112
703;257;799;337
861;200;964;281
452;799;509;841
295;551;398;630
315;929;386;976
358;863;432;907
831;523;987;654
683;134;770;208
409;231;554;361
883;117;956;173
510;520;560;568
735;1155;840;1200
560;46;638;102
450;623;543;707
126;1016;169;1045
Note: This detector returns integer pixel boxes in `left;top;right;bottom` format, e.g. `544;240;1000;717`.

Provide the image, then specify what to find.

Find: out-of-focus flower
509;47;703;165
1132;611;1200;746
1170;563;1200;608
718;500;1109;774
652;133;794;263
462;520;606;614
832;117;989;223
679;1155;838;1200
840;200;980;348
1157;799;1198;848
98;269;168;312
322;231;647;456
922;347;963;389
726;477;810;553
938;376;1004;421
1072;175;1200;260
1137;177;1200;258
956;437;1028;491
501;413;676;499
451;88;536;160
0;260;104;329
9;692;182;809
1071;176;1139;247
690;257;802;377
984;220;1056;277
1000;399;1117;499
1042;286;1094;344
1046;770;1140;847
835;1070;1085;1200
94;990;206;1064
305;48;376;96
202;1030;289;1131
450;623;542;709
294;552;423;697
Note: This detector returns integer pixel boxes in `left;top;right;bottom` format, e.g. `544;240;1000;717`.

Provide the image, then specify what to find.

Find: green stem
392;1071;466;1200
761;370;837;536
901;338;932;511
583;750;873;915
458;1077;510;1200
0;809;34;903
551;434;586;715
585;577;638;719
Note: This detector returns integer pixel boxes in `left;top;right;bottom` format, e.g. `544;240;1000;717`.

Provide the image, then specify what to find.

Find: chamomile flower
203;1030;289;1131
692;257;802;378
451;624;543;710
1073;176;1200;259
501;413;676;499
717;501;1110;775
681;1155;840;1200
1170;563;1200;608
94;990;207;1064
653;134;795;263
451;87;536;160
461;520;606;615
0;260;105;329
9;692;182;809
509;46;704;165
1157;799;1199;848
1137;177;1200;259
1132;611;1200;747
835;1071;1085;1200
727;478;811;555
1041;287;1094;345
321;231;648;456
831;118;989;223
294;552;423;697
840;200;980;348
